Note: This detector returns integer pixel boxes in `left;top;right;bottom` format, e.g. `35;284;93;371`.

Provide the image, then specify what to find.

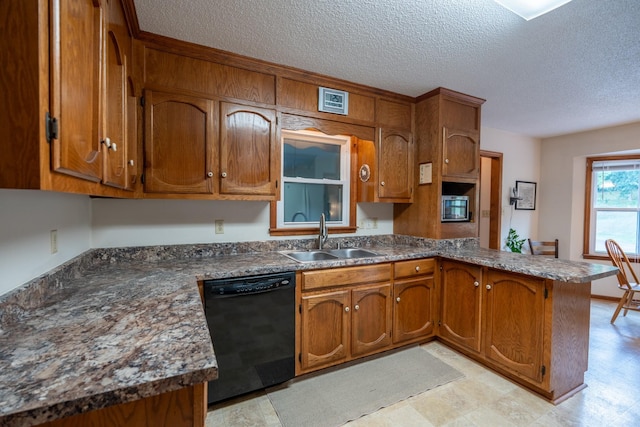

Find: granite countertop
0;235;618;426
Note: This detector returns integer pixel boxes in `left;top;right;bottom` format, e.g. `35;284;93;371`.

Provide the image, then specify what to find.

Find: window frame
277;129;350;230
269;120;360;237
584;154;640;260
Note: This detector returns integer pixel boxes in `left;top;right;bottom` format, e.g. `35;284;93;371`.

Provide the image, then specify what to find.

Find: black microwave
442;195;470;222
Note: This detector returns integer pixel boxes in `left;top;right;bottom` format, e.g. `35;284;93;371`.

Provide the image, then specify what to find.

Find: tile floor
206;299;640;426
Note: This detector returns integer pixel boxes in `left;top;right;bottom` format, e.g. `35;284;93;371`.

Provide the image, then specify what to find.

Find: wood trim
583;154;640;257
135;32;413;104
119;0;140;38
480;150;503;250
583;157;593;256
416;87;486;105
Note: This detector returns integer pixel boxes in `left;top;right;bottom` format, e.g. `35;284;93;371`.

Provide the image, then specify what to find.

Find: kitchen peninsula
0;236;618;426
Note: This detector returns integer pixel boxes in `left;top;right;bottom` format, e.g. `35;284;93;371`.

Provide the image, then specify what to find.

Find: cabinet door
102;29;128;189
393;276;434;344
351;283;392;357
378;128;413;201
300;290;350;371
219;103;277;197
484;269;545;383
143;90;215;194
440;260;482;352
442;127;479;179
50;0;104;182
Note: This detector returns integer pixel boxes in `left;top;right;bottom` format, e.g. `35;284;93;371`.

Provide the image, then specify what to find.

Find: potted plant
505;228;526;253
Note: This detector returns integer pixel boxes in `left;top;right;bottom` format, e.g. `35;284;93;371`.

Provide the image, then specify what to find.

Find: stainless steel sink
280;248;379;263
280;250;339;262
327;248;379;259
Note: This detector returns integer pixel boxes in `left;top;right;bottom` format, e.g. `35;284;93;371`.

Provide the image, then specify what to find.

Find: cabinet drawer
394;258;435;279
301;264;391;291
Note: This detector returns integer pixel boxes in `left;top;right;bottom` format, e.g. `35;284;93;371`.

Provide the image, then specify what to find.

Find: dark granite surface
0;235;618;426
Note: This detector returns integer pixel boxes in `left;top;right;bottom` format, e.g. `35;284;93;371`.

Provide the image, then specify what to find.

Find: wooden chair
604;239;640;323
528;239;559;258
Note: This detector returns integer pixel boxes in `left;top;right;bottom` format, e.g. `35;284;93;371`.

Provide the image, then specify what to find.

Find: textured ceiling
133;0;640;138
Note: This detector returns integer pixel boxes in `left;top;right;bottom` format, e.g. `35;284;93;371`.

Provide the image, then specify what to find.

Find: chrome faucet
318;213;328;249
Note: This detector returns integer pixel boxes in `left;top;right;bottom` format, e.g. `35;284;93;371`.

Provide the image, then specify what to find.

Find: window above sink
276;130;351;230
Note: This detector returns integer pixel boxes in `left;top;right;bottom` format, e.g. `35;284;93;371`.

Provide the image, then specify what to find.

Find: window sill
269;226;357;237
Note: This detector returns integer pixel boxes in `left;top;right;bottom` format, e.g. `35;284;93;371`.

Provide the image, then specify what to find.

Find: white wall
0;192;392;297
90;199;393;247
0;189;92;295
540;121;640;297
480;127;542;251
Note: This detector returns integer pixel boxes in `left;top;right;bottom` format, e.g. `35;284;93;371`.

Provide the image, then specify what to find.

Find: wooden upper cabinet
378;128;413;201
357;128;413;203
442;127;479;179
143;90;215;194
219;103;277;197
102;29;128;189
50;0;104;182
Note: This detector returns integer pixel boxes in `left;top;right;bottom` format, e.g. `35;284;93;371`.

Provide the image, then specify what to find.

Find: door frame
480;150;503;250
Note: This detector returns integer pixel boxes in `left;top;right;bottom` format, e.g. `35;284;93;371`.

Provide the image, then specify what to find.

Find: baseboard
590;295;619;302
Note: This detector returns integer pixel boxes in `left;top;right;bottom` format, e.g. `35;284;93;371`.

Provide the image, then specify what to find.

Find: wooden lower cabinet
299;289;351;371
392;259;436;344
37;383;207;427
297;260;435;375
440;260;591;403
299;280;393;373
351;283;393;357
484;269;545;384
439;260;482;353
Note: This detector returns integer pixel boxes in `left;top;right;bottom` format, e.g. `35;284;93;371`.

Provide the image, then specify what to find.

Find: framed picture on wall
515;180;536;210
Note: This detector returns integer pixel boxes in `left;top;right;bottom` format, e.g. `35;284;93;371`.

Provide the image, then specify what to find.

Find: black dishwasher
203;271;296;404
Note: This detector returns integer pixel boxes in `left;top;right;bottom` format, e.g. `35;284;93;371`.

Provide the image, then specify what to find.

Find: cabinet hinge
298;304;301;314
45;112;58;143
140;173;145;184
298;353;302;363
140;96;145;107
544;288;548;299
541;365;546;376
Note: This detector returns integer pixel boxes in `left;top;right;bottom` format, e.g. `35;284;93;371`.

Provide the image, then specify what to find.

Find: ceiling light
494;0;574;20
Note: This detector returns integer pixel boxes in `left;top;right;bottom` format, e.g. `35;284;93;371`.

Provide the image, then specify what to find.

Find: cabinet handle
445;158;449;164
110;142;117;152
380;181;385;186
221;172;227;178
396;297;401;303
101;137;111;149
354;304;360;311
415;266;420;272
207;172;213;178
486;284;492;290
128;160;134;166
345;306;350;312
474;281;479;287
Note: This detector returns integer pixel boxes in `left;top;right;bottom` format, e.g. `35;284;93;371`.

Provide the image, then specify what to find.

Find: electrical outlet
50;230;58;254
371;218;378;229
214;220;224;234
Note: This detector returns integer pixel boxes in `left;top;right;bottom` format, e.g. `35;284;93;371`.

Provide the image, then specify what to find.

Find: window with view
276;130;351;229
586;156;640;257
